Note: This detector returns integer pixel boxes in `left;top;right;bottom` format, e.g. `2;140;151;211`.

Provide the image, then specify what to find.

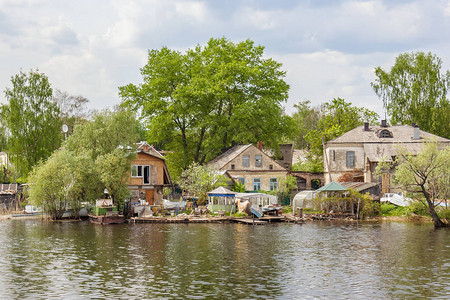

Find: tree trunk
422;186;446;227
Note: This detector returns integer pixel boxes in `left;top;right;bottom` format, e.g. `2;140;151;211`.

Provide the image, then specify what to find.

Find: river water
0;219;448;299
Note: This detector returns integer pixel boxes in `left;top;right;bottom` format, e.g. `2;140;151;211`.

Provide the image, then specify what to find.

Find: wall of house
128;153;168;205
223;146;287;172
228;170;288;191
129;153;166;185
324;145;365;184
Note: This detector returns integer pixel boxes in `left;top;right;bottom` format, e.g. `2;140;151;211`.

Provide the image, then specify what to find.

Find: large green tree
28;109;141;219
305;98;378;156
291;100;320;149
372;52;450;138
1;69;62;177
119;37;294;178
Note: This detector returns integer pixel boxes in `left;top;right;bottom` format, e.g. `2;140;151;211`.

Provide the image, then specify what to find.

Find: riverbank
0;212;436;224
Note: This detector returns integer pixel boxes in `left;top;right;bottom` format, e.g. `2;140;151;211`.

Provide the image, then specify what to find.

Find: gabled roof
136;141;165;159
207;144;252;170
316;181;348;192
327;125;449;144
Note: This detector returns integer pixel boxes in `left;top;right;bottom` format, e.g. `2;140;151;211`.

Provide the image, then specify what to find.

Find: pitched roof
316;181;348;192
207;144;252;169
327;125;449;144
207;186;236;196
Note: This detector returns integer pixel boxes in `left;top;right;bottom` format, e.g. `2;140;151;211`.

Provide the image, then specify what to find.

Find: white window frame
131;165;143;177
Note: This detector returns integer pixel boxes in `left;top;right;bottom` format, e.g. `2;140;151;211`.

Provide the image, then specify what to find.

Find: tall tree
1;69;62;177
305;98;378;156
291;100;320;149
28;109;141;219
52;89;90;135
119;37;293;178
372;52;450;138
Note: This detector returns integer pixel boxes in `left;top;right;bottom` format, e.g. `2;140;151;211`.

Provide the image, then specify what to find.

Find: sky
1;0;449;118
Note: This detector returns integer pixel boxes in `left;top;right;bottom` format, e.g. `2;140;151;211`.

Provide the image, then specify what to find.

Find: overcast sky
1;0;449;118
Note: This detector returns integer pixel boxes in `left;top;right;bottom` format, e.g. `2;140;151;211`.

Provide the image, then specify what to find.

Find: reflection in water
0;220;448;299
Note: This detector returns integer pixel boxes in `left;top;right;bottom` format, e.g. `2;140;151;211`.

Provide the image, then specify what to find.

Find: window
242;155;250;167
253;178;261;191
269;164;273;170
238;178;245;185
255;155;262;167
131;165;143;177
269;178;278;191
379;129;392;138
332;150;336;161
143;166;150;184
346;151;355;167
231;164;235;170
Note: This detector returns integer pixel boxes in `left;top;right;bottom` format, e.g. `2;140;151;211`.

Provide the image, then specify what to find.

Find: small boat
89;199;125;225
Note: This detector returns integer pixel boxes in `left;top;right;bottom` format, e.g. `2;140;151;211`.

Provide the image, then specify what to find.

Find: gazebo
207;186;236;213
316;181;349;213
316;182;348;193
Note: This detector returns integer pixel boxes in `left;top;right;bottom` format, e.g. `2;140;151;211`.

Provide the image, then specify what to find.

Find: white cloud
175;1;208;23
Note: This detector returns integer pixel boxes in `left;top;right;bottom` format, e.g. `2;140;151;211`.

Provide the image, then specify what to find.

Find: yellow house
127;142;172;205
207;144;288;192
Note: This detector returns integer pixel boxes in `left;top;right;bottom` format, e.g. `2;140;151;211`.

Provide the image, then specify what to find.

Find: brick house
323;122;449;192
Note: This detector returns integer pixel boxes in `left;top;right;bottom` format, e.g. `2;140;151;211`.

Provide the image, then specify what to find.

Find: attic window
231;164;235;170
269;164;273;170
379;129;392;138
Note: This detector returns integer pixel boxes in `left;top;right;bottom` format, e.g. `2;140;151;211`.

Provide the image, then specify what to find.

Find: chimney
413;127;420;140
364;122;369;131
381;120;387;127
257;141;263;151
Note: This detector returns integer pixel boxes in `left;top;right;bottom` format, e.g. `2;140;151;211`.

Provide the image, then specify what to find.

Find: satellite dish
62;124;68;133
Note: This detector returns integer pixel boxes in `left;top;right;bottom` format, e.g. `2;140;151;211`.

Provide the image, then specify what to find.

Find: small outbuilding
207;186;236;213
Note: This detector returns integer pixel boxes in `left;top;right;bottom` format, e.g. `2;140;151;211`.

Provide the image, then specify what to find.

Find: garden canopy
316;182;348;192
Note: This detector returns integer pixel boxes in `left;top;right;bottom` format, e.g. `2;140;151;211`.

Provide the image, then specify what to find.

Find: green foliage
232;181;246;193
232;212;248;217
28;109;141;219
438;208;450;223
376;142;449;226
292;100;320;149
291;154;323;173
372;51;450;138
304;98;378;156
1;69;62;177
28;149;98;220
316;189;377;219
120;37;294;178
380;203;409;217
177;162;228;204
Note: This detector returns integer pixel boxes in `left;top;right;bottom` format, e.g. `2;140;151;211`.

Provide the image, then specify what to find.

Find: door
145;189;155;205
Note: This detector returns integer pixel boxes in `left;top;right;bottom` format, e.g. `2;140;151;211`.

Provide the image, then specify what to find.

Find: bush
380;203;409;217
437;208;450;224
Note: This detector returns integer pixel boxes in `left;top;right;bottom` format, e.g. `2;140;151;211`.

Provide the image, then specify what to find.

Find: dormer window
379;129;392;138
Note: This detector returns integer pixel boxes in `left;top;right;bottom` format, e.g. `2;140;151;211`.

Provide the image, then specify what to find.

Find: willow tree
119;37;294;178
28;109;141;219
372;52;450;138
1;69;62;178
